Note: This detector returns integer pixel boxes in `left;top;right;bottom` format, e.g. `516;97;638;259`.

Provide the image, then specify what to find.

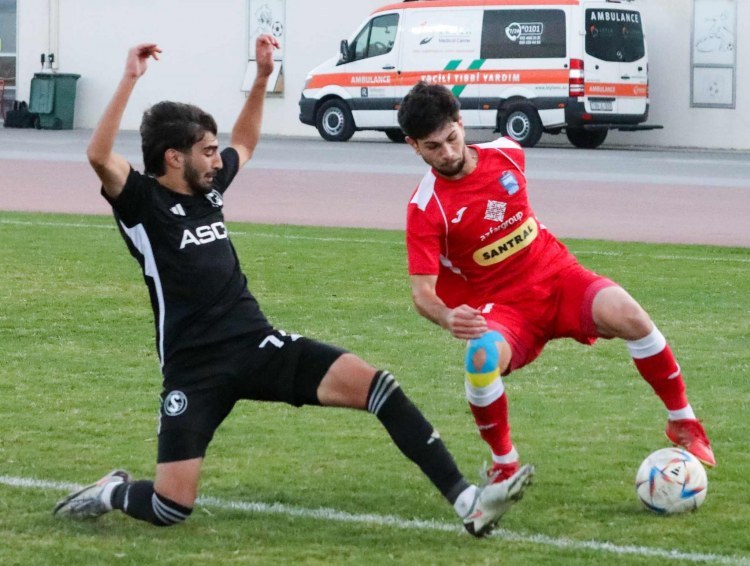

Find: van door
582;4;648;117
340;12;401;128
399;7;484;127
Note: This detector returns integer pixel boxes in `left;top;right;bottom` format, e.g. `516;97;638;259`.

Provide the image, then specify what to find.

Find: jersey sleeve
100;168;151;227
213;147;241;195
406;200;443;276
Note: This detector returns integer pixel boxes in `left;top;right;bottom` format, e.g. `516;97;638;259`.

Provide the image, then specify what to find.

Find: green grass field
1;211;748;565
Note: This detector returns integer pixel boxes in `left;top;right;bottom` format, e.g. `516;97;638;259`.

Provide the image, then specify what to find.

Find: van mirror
339;40;351;64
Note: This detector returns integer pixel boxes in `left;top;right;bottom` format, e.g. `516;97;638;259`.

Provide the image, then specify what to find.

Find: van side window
351;13;399;61
585;9;645;63
481;10;566;59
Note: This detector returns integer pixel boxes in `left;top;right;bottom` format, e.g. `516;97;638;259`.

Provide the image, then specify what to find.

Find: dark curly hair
397;81;461;140
140;101;218;176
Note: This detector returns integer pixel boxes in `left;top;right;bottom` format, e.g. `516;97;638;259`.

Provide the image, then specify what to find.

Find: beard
433;155;466;178
183;161;216;194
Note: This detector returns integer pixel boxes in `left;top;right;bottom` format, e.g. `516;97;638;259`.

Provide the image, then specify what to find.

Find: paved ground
1;128;749;247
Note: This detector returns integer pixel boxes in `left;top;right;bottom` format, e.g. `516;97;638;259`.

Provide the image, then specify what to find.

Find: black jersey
103;147;272;366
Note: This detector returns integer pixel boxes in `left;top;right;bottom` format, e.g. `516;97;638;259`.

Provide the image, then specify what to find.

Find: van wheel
566;128;608;149
499;104;543;148
316;99;355;142
384;128;407;143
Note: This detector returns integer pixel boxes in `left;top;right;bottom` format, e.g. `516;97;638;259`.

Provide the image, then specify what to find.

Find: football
635;447;708;514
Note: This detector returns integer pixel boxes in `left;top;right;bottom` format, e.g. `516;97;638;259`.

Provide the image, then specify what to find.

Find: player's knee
465;331;505;388
152;491;193;527
595;287;652;339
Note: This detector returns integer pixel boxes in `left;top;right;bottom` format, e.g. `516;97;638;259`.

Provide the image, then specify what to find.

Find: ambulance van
298;0;662;148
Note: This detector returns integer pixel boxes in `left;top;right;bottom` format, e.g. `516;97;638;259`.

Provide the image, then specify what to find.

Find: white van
298;0;662;148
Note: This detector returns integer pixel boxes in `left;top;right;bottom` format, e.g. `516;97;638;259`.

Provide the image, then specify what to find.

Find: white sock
99;480;122;511
453;485;478;518
491;446;519;464
668;405;696;421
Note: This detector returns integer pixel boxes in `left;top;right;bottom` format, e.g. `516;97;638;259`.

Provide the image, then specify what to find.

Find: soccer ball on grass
635;447;707;514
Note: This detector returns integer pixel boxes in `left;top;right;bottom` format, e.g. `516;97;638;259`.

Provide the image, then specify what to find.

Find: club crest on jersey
484;200;507;222
205;190;223;207
499;171;520;195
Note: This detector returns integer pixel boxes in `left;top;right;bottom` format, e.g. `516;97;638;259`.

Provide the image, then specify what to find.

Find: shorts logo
484;200;507;222
499;171;520;195
163;391;188;417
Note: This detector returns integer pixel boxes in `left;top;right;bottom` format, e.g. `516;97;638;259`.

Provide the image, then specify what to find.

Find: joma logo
179;222;228;249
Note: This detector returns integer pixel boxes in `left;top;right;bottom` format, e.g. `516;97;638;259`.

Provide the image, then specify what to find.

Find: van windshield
585;9;645;63
350;13;399;61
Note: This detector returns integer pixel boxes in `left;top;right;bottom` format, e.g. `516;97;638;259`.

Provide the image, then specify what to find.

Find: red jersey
406;137;577;309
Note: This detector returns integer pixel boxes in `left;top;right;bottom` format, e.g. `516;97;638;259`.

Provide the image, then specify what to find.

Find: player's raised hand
255;34;279;78
445;305;488;340
125;43;162;79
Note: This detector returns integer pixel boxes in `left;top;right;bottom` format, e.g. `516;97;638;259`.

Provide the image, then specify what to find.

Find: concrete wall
13;0;750;149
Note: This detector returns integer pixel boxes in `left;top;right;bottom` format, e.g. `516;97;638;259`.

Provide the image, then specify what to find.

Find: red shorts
481;263;616;373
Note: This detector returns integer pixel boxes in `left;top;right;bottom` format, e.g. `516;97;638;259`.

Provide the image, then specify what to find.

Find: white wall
614;0;750;150
14;0;750;149
16;0;383;135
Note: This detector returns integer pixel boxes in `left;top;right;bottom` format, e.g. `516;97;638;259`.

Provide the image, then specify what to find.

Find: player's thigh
591;285;653;340
154;458;204;507
317;353;377;409
240;332;347;407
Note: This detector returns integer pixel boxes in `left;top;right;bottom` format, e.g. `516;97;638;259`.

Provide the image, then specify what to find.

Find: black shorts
157;330;346;463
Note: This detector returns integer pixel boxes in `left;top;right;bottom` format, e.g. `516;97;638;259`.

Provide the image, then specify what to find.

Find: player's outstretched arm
87;43;161;199
231;34;279;168
411;275;488;340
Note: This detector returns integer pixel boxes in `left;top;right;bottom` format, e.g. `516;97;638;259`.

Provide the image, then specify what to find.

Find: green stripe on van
444;60;462;71
450;59;485;97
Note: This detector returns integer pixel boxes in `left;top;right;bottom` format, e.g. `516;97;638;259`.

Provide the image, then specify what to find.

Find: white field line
1;475;749;565
1;218;748;262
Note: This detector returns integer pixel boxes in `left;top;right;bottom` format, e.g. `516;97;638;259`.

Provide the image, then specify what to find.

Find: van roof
374;0;581;13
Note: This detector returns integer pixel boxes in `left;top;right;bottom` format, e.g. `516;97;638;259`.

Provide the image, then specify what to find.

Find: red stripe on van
586;83;649;97
307;69;568;90
374;0;580;13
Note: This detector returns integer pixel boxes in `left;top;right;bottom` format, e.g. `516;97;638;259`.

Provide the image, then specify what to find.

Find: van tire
384;128;407;143
566;128;608;149
316;99;355;142
499;104;543;148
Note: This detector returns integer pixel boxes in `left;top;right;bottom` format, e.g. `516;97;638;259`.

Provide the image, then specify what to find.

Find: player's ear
405;136;420;154
164;148;184;171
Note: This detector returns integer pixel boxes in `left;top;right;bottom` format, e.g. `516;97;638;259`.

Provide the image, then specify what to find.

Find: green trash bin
29;73;81;130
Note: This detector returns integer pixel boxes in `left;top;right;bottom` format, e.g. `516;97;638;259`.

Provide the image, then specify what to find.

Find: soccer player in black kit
52;36;533;537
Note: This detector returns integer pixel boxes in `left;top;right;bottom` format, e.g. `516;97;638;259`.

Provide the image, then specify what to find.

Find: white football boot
463;463;534;537
53;470;130;520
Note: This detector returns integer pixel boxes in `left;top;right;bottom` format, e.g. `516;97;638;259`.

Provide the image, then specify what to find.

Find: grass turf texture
0;211;748;565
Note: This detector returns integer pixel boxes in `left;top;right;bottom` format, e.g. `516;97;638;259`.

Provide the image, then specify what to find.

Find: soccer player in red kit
398;82;715;483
